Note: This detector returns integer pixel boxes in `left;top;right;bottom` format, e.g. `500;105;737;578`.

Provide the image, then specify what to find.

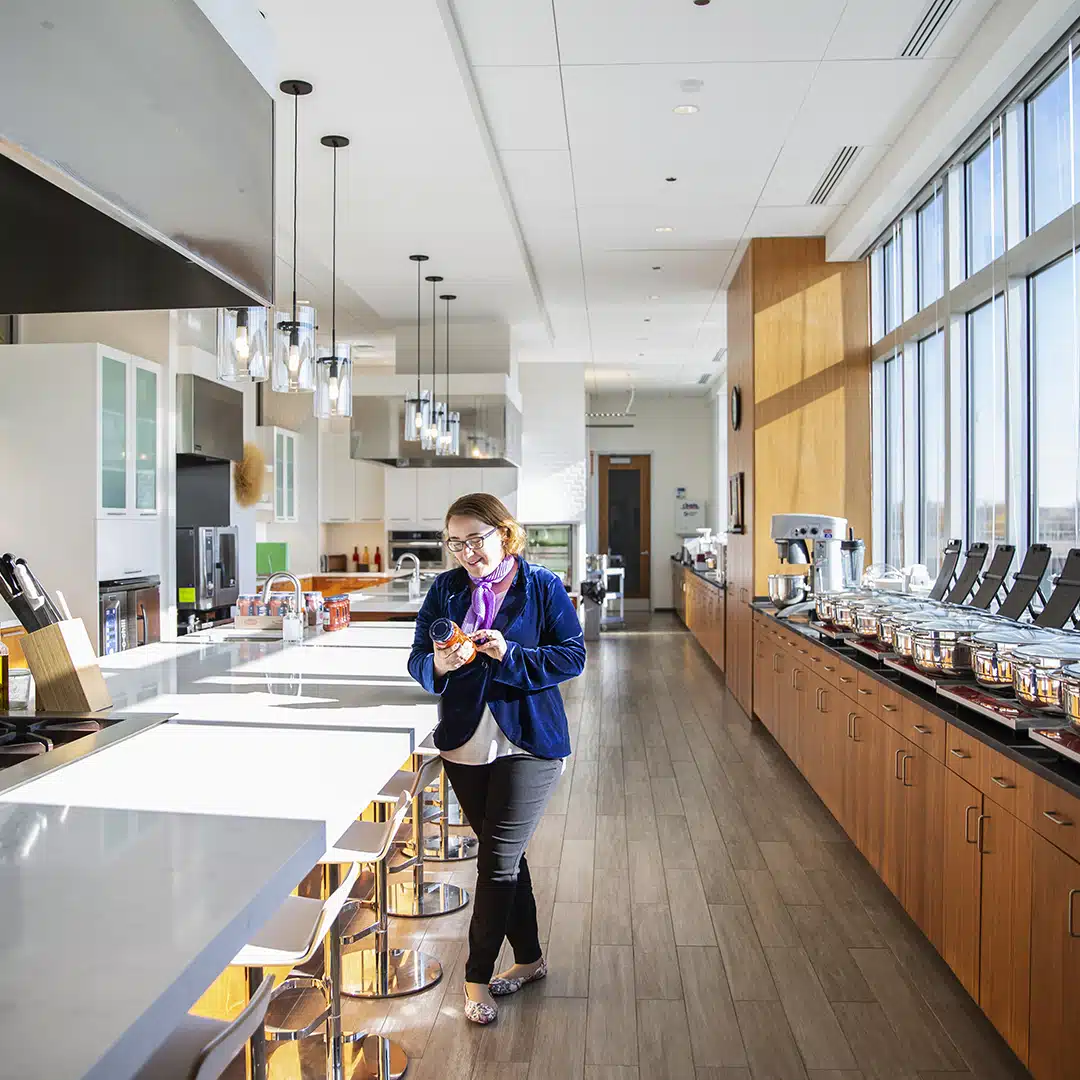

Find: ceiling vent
808;146;862;206
697;373;712;386
901;0;961;59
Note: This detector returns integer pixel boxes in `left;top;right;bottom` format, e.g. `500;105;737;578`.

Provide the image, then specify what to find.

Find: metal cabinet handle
820;689;829;712
824;665;836;672
976;813;989;854
1043;810;1073;827
840;676;854;684
1070;889;1080;938
816;687;824;711
798;648;808;655
809;656;821;664
858;688;873;696
894;748;904;780
950;747;971;760
882;704;899;713
990;776;1014;790
902;754;912;787
913;724;933;736
965;804;979;844
847;711;855;739
773;655;781;672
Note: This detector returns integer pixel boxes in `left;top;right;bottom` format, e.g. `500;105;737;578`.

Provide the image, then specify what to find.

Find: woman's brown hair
445;493;527;556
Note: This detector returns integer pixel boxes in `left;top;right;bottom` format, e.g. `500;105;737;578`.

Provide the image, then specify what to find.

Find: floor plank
676;946;747;1068
631;902;683;1000
709;904;778;1002
733;999;809;1080
585;945;638;1067
637;999;697;1080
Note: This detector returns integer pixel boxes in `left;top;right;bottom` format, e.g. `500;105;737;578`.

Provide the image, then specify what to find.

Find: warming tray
850;639;895;662
936;684;1046;731
1030;726;1080;766
884;655;946;689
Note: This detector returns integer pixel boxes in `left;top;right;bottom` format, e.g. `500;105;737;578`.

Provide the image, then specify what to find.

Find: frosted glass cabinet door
100;353;128;513
134;364;158;513
275;431;285;519
285;433;296;521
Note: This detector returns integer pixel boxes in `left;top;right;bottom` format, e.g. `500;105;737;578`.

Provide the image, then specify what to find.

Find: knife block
20;619;112;713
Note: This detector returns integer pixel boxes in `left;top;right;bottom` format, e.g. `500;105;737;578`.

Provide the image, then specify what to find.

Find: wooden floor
257;614;1031;1080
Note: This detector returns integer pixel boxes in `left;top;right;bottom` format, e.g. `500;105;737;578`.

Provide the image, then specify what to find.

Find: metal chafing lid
1061;662;1080;683
1011;639;1080;665
969;626;1058;647
910;615;995;637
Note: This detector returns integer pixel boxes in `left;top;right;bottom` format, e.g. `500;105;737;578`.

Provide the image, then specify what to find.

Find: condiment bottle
429;618;476;664
361;545;371;569
374;546;382;572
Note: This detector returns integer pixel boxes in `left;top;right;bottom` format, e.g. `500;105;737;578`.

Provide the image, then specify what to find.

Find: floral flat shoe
488;956;548;997
464;991;498;1025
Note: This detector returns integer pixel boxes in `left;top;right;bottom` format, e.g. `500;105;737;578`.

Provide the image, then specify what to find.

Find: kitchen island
752;602;1080;1077
0;625;436;1080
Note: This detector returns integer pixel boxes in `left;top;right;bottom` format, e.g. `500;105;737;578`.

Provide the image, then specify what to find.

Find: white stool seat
376;769;417;802
232;895;325;968
322;819;391;864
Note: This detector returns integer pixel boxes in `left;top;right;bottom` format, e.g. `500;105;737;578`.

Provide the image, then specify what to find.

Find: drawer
836;660;858;698
877;681;904;729
1030;773;1080;862
979;743;1034;822
854;670;881;714
817;652;841;687
945;725;983;786
902;697;945;761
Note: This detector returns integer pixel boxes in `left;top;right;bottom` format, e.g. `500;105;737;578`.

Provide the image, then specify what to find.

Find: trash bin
580;580;605;641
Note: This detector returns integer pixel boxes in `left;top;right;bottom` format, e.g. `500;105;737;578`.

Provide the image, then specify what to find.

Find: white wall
711;375;728;536
587;392;713;609
518;361;587;581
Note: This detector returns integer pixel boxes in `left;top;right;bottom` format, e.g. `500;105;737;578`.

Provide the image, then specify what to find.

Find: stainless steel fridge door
99;592;128;655
131;586;161;647
214;526;239;609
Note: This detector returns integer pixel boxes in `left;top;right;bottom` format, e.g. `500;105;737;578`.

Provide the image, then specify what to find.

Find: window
967;295;1007;547
882;235;901;334
885;355;905;567
919;331;946;574
965;133;1004;276
917;191;944;309
1028;56;1080;232
1031;255;1079;574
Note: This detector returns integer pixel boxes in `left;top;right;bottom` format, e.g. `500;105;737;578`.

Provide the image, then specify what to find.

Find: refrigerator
99;576;161;655
524;524;577;588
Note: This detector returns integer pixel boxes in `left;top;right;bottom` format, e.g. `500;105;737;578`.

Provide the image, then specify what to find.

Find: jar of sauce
429;618;476;664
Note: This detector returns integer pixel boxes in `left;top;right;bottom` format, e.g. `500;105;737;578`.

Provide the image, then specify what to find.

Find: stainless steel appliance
389;530;445;571
176;374;244;461
767;573;808;609
98;576;161;655
769;513;849;618
525;524;577;588
176;526;239;614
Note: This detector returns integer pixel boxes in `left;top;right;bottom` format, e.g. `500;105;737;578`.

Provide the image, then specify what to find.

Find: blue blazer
408;559;585;758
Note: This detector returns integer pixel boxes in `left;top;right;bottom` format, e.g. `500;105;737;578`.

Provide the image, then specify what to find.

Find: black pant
441;755;563;984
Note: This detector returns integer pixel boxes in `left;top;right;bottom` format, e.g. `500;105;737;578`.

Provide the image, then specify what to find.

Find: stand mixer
769;513;861;619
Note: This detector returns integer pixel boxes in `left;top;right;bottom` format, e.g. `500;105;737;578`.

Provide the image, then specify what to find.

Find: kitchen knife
13;558;62;625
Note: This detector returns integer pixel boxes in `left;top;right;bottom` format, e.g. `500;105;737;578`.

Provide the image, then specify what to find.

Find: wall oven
176;525;239;613
389;530;446;571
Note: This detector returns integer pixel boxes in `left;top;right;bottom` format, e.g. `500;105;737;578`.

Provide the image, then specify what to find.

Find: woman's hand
433;638;474;676
472;628;508;662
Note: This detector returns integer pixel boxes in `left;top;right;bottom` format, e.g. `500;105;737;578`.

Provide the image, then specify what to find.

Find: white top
440;706;566;771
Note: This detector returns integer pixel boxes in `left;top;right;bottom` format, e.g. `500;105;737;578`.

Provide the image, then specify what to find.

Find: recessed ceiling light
638;353;645;357
644;318;651;323
672;104;699;115
648;295;660;300
654;226;674;233
652;265;663;271
693;0;710;6
665;176;677;182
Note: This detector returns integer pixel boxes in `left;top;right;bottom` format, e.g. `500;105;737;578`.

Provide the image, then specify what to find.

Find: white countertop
0;626;438;1080
257;569;409;583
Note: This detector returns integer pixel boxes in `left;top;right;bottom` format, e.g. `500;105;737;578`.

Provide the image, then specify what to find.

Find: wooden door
844;708;884;869
598;454;651;600
880;728;910;902
815;680;845;823
903;746;946;950
979;806;1033;1065
1029;833;1080;1080
784;661;807;762
942;770;983;1000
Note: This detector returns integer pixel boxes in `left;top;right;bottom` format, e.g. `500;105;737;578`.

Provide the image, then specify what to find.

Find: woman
408;493;585;1025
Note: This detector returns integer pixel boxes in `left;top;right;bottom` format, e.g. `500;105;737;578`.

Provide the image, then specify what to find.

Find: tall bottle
374;546;382;572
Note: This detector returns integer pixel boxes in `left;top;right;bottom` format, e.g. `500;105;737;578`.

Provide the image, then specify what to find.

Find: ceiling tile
472;66;568;151
449;0;558;66
745;205;843;237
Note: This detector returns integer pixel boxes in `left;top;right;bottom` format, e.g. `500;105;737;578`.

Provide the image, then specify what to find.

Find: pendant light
314;135;351;419
422;274;444;451
273;79;317;393
403;254;430;441
217;305;269;382
437;293;458;456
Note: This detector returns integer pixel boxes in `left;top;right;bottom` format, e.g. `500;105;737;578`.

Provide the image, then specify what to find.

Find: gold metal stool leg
422;765;479;863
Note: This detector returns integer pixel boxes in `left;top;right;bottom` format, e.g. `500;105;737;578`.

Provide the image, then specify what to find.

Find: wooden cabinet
879;725;910;901
673;563;687;623
1028;832;1080;1080
902;746;946;951
942;769;983;1000
679;568;725;672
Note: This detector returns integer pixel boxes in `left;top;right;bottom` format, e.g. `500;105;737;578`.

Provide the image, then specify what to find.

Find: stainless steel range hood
350;395;522;468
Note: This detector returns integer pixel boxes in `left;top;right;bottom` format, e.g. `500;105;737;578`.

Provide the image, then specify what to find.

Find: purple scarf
462;555;517;634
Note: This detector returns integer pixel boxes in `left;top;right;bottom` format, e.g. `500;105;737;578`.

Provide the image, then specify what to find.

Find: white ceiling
257;0;996;391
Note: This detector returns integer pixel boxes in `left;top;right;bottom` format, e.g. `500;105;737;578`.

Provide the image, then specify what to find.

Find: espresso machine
769;513;860;618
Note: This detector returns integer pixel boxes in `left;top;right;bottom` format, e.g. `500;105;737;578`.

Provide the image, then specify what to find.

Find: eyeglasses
444;526;498;553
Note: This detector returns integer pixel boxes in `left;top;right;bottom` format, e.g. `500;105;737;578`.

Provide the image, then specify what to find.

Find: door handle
901;754;912;787
848;712;858;741
1069;889;1080;938
976;813;988;854
1042;810;1073;827
894;748;904;780
641;551;650;556
136;603;146;648
965;804;979;844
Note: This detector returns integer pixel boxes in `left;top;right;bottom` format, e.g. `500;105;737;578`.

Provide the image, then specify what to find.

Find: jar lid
1012;640;1080;665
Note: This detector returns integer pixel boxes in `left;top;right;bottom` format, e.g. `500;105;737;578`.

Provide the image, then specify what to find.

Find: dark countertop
752;601;1080;803
672;556;726;591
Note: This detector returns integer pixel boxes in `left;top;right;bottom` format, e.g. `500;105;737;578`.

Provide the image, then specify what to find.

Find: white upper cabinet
354;460;385;523
97;349;160;520
259;426;298;523
381;466;518;526
385;468;419;525
481;467;518;517
318;428;354;523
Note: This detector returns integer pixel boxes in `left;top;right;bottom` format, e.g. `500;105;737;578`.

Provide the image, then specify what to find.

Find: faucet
262;572;304;641
395;553;421;599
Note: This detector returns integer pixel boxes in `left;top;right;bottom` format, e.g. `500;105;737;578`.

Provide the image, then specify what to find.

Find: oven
389;530;446;571
177;525;239;612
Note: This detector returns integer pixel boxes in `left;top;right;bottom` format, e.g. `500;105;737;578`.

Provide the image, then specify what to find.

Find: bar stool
132;974;276;1080
383;754;469;918
422;762;479;863
339;781;444;1002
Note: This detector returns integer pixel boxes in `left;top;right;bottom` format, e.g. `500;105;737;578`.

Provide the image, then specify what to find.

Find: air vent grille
809;146;862;206
901;0;961;59
697;374;712;385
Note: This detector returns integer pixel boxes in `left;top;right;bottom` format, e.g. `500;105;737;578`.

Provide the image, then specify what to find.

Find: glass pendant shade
272;304;317;393
404;388;430;443
421;398;444;452
448;411;461;456
314;343;351;419
217;306;269;382
430;401;449;454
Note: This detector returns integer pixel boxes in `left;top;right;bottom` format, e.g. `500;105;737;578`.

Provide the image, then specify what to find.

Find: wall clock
730;385;742;431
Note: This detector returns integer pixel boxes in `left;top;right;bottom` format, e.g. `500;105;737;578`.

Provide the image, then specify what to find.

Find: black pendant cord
425;274;444;419
292;90;298;325
440;293;456;416
330;141;336;357
416;260;422;401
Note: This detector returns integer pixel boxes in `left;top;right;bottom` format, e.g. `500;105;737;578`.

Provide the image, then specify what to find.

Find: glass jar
429;618;477;664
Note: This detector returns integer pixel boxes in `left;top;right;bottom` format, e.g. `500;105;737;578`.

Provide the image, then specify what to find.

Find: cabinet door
99;352;128;515
416;469;450;526
1028;833;1080;1080
132;361;158;515
319;430;354;523
787;662;808;767
285;432;296;521
385;468;419;524
354;460;386;522
903;746;945;950
979;807;1032;1065
880;728;910;901
274;430;285;519
845;708;885;871
481;467;518;515
445;467;476;507
942;769;983;1000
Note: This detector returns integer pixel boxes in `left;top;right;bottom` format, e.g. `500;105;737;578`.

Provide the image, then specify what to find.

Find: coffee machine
771;513;850;598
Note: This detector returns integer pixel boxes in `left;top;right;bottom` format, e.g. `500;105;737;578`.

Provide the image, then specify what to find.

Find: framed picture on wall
728;472;745;534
